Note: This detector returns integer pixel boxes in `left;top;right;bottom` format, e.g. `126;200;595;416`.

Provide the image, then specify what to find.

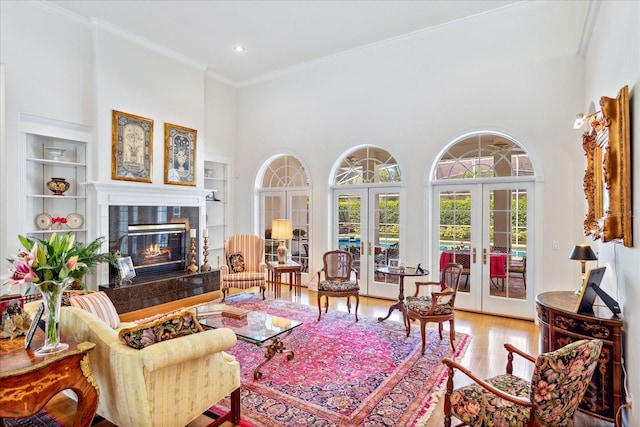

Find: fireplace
124;223;187;278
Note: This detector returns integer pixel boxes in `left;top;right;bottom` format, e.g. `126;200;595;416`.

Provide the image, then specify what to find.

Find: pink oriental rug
211;293;470;427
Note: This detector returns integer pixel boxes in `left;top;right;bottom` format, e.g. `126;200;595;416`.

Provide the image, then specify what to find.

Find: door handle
472;248;476;264
483;248;488;264
368;242;372;256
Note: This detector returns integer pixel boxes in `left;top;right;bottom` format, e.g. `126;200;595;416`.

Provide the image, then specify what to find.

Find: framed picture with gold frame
581;85;632;247
164;123;197;186
111;110;153;183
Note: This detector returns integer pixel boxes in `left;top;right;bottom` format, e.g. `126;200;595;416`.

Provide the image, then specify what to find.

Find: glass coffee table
197;307;302;379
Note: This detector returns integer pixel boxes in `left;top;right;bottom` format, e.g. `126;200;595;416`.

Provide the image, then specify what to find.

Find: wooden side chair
317;250;360;321
442;339;603;427
406;262;463;354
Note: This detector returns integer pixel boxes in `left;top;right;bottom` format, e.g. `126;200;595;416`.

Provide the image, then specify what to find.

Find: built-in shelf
204;160;229;268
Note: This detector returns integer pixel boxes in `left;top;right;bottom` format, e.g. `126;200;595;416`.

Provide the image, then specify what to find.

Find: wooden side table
0;332;98;427
268;261;302;298
536;291;624;422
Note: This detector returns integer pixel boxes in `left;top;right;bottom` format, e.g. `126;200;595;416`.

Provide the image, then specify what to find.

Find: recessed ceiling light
234;45;245;53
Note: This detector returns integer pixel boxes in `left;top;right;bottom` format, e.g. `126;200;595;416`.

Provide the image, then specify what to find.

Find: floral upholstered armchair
442;339;603;427
220;234;266;301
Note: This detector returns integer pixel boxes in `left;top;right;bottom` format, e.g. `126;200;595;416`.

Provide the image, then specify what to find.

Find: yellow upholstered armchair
25;301;241;427
220;234;267;301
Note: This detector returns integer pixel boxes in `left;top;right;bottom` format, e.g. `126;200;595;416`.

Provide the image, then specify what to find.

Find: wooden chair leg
354;294;359;322
449;319;456;351
438;322;443;340
444;366;454;427
324;295;329;313
317;293;322;321
346;296;351;313
420;320;427;355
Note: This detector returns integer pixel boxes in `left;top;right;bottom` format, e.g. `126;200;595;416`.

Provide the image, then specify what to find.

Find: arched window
435;134;532;180
334;146;401;185
258;155;310;273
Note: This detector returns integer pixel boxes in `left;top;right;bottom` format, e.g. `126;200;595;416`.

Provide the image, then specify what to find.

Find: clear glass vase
34;278;71;356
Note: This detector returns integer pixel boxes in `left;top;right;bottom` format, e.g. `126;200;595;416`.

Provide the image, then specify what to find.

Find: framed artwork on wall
581;85;632;247
164;123;197;186
111;110;153;183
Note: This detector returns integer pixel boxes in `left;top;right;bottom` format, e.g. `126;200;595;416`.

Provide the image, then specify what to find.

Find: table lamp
272;219;293;264
568;244;597;288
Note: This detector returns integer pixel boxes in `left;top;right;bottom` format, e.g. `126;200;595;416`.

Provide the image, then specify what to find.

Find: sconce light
271;219;293;264
573;111;601;129
568;244;597;289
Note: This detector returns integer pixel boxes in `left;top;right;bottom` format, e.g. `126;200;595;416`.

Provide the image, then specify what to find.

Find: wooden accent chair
442;339;603;427
317;250;360;322
220;234;266;301
406;262;463;354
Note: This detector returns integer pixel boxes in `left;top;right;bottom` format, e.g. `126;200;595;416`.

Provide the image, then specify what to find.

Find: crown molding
577;0;601;57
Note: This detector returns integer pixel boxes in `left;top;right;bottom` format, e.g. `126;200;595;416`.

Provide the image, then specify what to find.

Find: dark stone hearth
99;270;220;314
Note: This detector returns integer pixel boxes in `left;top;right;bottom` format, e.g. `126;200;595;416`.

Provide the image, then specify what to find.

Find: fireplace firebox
121;223;187;279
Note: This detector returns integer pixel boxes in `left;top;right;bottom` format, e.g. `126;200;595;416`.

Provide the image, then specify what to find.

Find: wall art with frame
581;85;632;247
164;123;197;186
111;110;153;183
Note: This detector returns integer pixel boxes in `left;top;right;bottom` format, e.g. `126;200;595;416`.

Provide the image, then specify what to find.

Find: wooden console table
0;333;98;427
536;291;624;422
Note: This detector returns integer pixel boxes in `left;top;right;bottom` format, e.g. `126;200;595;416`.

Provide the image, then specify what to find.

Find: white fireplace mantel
86;181;211;289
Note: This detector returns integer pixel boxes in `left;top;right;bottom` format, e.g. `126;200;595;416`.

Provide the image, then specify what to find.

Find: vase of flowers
4;233;114;356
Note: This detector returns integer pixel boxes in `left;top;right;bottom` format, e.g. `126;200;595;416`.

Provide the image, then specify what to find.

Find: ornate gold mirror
582;85;632;247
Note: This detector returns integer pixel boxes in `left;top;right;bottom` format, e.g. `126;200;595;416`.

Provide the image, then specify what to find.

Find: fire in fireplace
122;223;187;278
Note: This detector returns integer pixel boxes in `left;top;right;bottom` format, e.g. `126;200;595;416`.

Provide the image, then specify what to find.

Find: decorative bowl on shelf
47;177;70;196
45;147;66;161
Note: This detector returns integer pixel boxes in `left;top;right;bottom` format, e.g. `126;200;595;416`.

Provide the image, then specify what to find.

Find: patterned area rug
3;410;63;427
211;293;470;426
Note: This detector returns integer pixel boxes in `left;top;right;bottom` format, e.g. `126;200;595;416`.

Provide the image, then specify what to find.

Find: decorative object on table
51;216;67;229
1;299;32;339
116;256;136;285
4;233;115;355
201;229;211;272
388;258;400;271
574;266;620;315
35;212;52;230
187;229;198;272
112;110;153;183
164;122;197;186
271;219;293;264
568;244;597;292
45;146;66;161
415;263;426;274
46;177;70;196
24;302;43;348
66;213;84;229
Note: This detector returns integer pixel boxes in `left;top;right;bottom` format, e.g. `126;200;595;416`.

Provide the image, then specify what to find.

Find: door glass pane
488;188;527;300
264;195;284;263
438;190;472;293
290;194;309;273
337;193;362;277
374;192;400;284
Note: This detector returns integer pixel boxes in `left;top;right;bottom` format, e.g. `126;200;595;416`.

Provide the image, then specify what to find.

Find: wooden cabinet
536;291;624;422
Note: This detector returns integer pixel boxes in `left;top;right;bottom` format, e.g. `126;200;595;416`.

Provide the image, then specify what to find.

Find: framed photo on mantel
111;110;153;183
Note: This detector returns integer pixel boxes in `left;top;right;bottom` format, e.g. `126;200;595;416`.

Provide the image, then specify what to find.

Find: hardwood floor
40;286;613;427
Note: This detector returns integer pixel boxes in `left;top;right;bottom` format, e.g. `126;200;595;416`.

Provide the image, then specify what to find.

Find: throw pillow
118;309;203;350
69;291;120;329
227;252;245;273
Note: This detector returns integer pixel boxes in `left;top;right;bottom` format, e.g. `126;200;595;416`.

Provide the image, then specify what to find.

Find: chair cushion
118;309;203;350
222;271;265;282
227;252;245;273
449;373;531;426
318;280;359;292
69;291;120;329
406;295;453;316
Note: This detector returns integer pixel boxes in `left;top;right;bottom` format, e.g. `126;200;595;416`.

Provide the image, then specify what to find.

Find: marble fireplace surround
88;182;211;289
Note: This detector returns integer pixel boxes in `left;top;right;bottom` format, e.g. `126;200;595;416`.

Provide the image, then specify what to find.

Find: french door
432;181;533;318
333;187;401;299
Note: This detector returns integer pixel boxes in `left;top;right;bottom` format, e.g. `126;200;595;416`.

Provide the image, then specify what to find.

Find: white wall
235;3;586;299
584;1;639;423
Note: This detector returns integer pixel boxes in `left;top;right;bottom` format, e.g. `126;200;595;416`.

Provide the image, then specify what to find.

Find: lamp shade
271;219;293;240
568;245;598;261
